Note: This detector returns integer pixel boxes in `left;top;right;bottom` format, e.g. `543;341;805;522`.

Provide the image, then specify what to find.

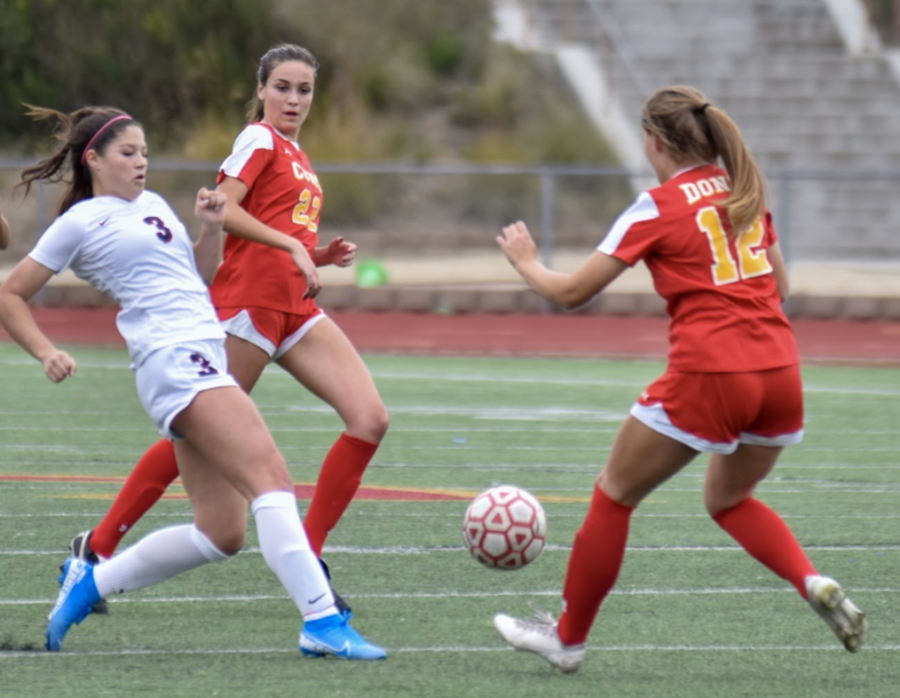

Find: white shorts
218;308;327;361
134;339;238;440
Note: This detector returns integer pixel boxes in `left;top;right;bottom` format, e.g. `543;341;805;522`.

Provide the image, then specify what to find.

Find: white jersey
29;191;225;366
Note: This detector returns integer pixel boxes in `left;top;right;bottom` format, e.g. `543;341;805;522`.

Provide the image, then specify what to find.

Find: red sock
304;433;378;557
557;486;634;646
713;497;817;599
90;439;179;558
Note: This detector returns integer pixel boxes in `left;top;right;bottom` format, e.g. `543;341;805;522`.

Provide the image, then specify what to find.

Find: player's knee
346;404;389;443
193;524;244;559
368;407;390;442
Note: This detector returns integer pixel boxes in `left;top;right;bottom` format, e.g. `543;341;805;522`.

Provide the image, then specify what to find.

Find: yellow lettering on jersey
697;206;772;285
737;217;773;279
698;207;739;285
291;161;321;189
680;177;732;205
292;188;321;232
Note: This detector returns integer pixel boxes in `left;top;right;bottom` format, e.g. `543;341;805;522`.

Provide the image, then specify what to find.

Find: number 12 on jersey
697;207;772;285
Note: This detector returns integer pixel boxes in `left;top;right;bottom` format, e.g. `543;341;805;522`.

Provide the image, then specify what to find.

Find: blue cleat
46;557;101;651
299;613;386;660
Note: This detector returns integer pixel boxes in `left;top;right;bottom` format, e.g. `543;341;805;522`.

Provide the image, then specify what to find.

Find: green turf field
0;343;898;697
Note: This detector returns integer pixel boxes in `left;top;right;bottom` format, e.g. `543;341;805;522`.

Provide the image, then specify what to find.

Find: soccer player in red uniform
492;86;867;672
69;44;388;618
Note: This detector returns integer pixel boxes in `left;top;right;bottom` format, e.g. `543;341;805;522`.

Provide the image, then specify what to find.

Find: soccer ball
462;485;547;570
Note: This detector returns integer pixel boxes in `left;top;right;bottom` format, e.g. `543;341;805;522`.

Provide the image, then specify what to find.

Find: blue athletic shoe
46;557;101;651
299;613;386;660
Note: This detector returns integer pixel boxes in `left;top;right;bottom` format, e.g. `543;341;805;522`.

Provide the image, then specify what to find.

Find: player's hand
325;237;357;268
41;349;77;383
496;221;538;269
290;245;322;299
195;188;227;227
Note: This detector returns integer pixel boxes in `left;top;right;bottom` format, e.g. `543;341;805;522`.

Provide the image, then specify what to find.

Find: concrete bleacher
3;0;899;321
514;0;900;261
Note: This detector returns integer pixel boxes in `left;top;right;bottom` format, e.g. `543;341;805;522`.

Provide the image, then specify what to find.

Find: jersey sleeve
217;124;275;188
597;191;662;266
28;215;88;273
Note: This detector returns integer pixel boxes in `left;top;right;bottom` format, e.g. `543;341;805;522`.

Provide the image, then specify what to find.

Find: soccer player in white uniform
0;106;386;659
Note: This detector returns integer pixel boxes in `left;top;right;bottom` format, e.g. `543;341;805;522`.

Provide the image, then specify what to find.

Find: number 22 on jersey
292;189;320;232
697;207;772;285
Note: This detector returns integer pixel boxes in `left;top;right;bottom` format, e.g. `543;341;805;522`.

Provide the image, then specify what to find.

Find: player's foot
319;557;352;619
805;575;867;652
68;530;109;615
299;613;386;660
493;604;585;673
46;557;102;651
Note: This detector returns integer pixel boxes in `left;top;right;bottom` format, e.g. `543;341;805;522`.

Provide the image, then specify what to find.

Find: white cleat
805;575;867;653
493;604;585;673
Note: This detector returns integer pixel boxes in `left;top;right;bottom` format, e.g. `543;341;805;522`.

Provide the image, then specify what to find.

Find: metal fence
2;160;900;267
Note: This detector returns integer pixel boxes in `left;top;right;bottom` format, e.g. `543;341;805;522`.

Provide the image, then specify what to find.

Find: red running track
0;308;898;365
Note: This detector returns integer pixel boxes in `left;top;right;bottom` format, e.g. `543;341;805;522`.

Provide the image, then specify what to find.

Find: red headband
80;114;133;165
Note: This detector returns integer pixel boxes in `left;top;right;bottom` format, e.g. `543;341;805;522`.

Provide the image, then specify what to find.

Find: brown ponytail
641;86;766;235
17;106;137;215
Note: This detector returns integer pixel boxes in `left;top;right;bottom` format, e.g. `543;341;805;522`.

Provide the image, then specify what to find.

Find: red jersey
599;164;798;372
210;122;323;314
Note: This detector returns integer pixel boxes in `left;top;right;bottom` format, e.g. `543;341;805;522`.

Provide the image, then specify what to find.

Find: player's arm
0;257;77;382
768;241;789;301
192;188;226;285
216;176;321;297
0;198;11;250
497;221;628;310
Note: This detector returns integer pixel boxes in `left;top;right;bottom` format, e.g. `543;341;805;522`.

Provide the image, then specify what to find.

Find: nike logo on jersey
99;217;110;227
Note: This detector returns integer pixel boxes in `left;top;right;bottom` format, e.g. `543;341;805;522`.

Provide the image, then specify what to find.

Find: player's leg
707;443;866;652
172;385;386;659
494;416;697;671
72;439;179;563
275;316;389;556
47;441;239;651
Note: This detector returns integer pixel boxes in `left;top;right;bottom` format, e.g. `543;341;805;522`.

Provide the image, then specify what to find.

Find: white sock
93;524;229;598
251;491;336;618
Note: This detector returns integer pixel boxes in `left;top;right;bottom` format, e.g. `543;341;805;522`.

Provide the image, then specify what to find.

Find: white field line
3;480;900;496
4;512;900;521
0;423;894;438
1;543;898;557
3;355;898;397
2;644;899;659
3;586;900;608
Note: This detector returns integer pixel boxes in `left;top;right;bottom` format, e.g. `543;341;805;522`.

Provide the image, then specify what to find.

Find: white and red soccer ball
463;485;547;570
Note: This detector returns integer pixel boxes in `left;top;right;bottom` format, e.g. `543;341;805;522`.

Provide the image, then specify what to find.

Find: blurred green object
356;260;389;288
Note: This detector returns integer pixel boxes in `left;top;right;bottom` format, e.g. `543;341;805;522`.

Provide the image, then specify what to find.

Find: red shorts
632;365;804;453
217;306;325;360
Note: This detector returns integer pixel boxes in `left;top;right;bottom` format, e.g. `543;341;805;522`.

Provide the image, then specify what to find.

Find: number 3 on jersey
697;207;772;285
143;216;173;243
